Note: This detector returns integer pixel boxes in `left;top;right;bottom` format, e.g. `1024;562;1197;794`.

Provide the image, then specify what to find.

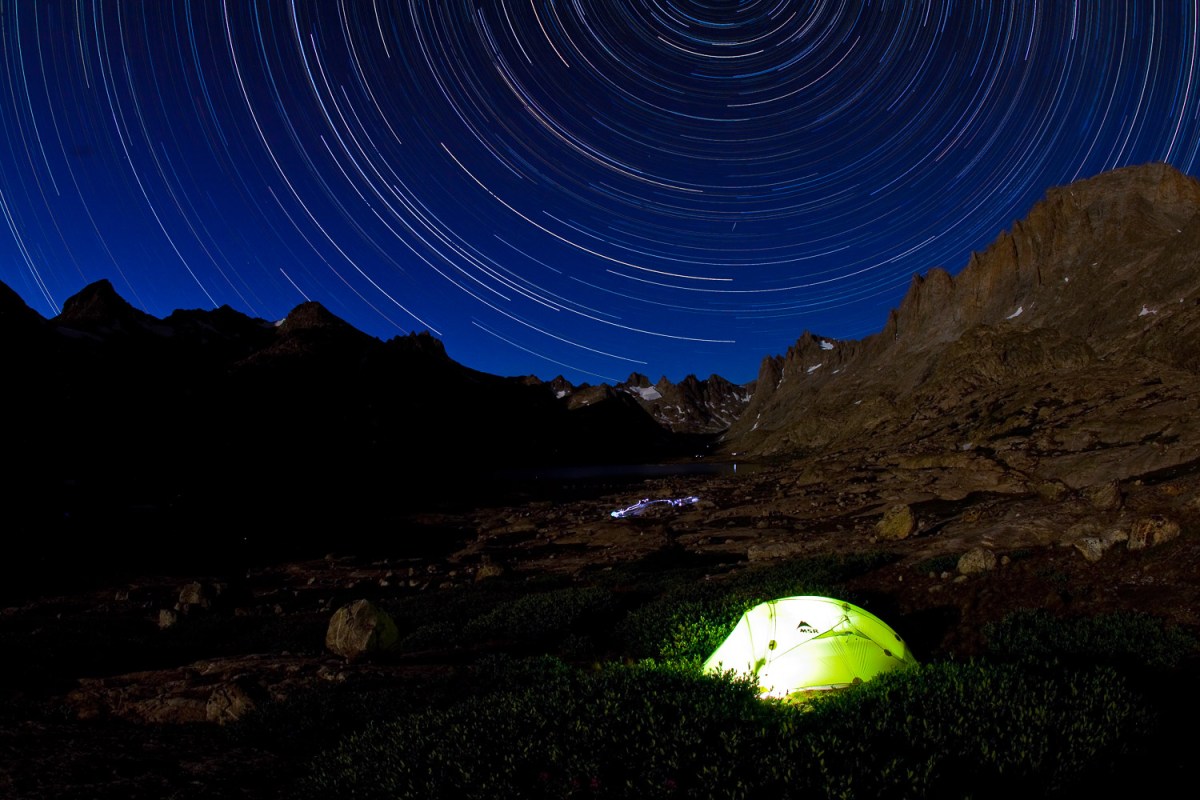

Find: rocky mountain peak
879;162;1200;354
614;371;752;434
54;278;159;332
386;330;449;361
725;162;1200;466
277;301;357;334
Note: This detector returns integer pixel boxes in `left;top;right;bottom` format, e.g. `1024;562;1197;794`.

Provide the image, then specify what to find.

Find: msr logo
796;621;818;634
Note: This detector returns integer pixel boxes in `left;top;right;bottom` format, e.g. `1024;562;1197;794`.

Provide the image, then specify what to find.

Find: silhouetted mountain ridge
3;284;712;540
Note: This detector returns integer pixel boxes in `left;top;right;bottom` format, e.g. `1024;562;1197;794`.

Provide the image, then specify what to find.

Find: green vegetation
912;553;960;576
300;658;1150;799
984;608;1198;670
224;554;1187;799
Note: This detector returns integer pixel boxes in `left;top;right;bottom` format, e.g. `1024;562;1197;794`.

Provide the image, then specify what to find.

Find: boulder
177;581;225;612
325;599;399;661
474;562;506;582
1127;516;1182;551
178;581;212;610
957;547;997;575
1084;481;1123;510
1035;481;1071;502
1075;528;1130;562
875;504;917;541
205;678;262;724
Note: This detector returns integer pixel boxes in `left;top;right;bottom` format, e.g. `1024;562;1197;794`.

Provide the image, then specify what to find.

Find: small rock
1035;481;1070;502
206;680;260;725
158;608;179;630
1127;515;1182;551
1075;537;1107;563
475;563;506;582
957;547;997;575
1064;521;1101;544
747;542;807;561
876;504;917;541
178;581;213;611
1085;481;1123;510
325;599;400;661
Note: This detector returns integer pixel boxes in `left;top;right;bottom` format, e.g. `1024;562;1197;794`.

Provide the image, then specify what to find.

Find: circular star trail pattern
3;2;1200;383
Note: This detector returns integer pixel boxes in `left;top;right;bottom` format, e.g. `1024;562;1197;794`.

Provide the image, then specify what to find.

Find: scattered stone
747;541;807;561
66;655;328;725
1065;521;1102;543
1075;538;1106;562
875;504;917;541
1035;481;1071;502
158;608;179;630
957;547;997;575
325;599;399;661
1127;515;1182;551
177;581;213;611
474;563;506;582
1075;528;1130;562
205;679;261;725
1085;481;1123;510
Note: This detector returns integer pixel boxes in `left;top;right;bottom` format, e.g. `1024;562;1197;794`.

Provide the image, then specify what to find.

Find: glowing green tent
702;596;917;700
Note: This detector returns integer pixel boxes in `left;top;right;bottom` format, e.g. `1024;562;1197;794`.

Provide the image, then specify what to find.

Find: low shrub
912;554;960;576
800;659;1152;798
302;661;778;800
984;609;1197;671
300;656;1148;799
461;586;615;644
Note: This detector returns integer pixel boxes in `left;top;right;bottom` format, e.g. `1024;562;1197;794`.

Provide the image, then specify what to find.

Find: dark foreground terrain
2;452;1198;799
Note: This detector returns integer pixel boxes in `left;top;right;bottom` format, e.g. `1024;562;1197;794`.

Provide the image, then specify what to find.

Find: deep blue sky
3;2;1200;385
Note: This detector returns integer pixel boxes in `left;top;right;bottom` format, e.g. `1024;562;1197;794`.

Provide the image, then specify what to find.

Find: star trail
3;1;1199;384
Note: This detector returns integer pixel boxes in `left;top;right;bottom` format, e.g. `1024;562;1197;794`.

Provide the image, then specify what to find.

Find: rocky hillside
725;162;1200;494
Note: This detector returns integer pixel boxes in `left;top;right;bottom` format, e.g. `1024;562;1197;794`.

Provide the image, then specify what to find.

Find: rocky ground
3;448;1198;799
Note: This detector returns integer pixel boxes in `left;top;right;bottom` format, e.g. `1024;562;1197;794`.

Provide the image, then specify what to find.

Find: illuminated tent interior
702;596;918;700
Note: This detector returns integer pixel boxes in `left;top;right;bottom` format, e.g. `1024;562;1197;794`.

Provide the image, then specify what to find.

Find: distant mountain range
5;161;1199;545
1;270;748;542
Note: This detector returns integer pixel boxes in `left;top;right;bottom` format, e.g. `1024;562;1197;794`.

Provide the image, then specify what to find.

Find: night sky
3;2;1200;385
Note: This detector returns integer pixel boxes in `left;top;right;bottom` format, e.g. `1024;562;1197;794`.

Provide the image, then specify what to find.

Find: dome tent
702;596;917;700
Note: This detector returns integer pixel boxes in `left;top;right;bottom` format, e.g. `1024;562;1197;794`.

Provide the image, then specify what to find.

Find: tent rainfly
702;596;918;700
